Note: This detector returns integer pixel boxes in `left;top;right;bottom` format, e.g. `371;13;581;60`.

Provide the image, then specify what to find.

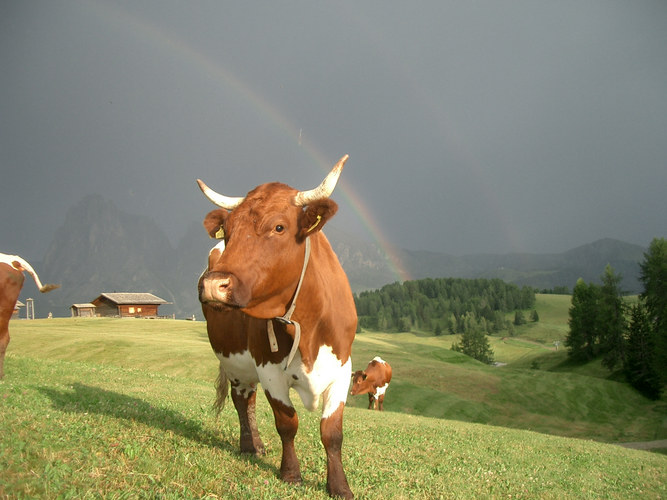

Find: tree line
354;277;536;336
566;237;667;399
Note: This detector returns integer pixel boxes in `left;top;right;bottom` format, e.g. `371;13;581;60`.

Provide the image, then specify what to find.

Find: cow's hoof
240;438;265;456
240;445;265;456
327;484;353;499
280;471;302;485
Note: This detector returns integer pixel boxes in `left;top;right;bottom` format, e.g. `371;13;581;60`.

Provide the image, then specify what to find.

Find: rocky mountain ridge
22;195;646;318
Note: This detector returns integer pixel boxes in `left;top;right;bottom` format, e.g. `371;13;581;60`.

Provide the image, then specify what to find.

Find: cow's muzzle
199;272;240;307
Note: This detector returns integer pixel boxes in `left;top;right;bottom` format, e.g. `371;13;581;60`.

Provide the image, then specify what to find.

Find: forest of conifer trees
354;277;536;334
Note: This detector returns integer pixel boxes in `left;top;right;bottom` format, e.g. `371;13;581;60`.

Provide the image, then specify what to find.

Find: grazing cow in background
197;155;357;499
0;253;59;379
350;357;392;411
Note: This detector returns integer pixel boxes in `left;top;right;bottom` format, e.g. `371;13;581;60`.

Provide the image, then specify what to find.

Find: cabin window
137;307;142;313
129;307;135;314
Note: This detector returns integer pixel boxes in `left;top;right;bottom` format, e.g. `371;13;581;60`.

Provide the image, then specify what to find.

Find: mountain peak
33;197;649;318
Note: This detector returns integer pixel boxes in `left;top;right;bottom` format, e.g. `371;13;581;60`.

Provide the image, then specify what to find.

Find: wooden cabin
70;303;96;318
90;293;168;318
12;300;24;319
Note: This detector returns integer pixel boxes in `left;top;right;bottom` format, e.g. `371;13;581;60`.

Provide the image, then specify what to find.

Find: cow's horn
294;154;349;206
197;179;245;210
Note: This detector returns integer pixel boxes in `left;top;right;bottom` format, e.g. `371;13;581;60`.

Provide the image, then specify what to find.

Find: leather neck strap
267;236;311;369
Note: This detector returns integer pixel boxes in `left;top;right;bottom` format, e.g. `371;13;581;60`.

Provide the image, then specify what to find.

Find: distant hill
33;195;646;318
330;228;644;294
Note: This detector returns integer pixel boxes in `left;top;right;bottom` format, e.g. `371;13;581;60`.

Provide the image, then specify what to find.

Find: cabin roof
94;293;168;305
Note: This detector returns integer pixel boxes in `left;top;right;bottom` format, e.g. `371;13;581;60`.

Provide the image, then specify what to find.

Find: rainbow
88;0;410;283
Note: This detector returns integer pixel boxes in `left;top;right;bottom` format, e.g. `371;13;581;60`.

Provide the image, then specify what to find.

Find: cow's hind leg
265;390;302;484
230;385;265;455
0;325;9;379
0;320;13;380
377;394;385;411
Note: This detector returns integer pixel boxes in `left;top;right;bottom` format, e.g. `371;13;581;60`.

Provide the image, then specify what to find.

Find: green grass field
1;295;666;498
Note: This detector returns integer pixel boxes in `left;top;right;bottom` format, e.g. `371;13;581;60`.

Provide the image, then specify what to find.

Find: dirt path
618;440;667;450
501;337;558;351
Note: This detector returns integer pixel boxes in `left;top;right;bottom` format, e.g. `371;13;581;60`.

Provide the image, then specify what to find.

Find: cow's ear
362;372;368;380
298;199;338;238
203;209;228;239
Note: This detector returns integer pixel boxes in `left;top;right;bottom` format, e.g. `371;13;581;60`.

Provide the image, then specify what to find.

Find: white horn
294;154;349;206
197;179;245;210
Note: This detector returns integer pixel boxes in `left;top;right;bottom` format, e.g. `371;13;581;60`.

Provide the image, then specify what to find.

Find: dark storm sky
2;1;666;262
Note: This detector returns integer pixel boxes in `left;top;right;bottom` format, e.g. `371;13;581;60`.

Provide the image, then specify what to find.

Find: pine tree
566;278;600;361
451;327;494;365
598;264;627;371
638;237;667;390
625;303;661;399
492;311;506;332
514;310;526;326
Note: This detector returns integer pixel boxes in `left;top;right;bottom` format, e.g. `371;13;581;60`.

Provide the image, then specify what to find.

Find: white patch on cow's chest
256;345;351;419
215;350;259;396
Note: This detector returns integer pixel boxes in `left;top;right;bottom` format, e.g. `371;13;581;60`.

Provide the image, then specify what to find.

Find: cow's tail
213;363;229;416
39;283;60;293
11;256;60;293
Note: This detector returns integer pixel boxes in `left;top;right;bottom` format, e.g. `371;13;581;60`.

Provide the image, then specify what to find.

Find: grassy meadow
1;294;666;498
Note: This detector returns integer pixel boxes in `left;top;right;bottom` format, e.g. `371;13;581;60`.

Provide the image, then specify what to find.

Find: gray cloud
1;0;665;262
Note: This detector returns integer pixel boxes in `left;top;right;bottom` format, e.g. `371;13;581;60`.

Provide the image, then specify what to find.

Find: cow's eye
275;225;284;233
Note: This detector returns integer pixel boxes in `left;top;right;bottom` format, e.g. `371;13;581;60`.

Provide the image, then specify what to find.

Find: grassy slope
350;333;665;442
1;295;666;498
349;294;665;442
5;318;217;382
2;356;665;499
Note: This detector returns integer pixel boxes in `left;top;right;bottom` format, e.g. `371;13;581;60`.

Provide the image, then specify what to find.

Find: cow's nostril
218;277;231;289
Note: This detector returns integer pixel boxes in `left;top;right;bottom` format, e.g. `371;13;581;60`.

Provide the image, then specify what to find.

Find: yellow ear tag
215;226;225;239
307;214;322;233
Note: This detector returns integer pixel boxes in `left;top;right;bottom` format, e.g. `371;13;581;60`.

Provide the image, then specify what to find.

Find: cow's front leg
230;384;265;455
321;402;353;499
377;394;385;411
321;360;353;499
367;393;374;410
265;390;302;484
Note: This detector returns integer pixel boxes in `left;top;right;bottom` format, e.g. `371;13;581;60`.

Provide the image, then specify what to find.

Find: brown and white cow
0;253;59;379
350;357;392;411
197;155;357;499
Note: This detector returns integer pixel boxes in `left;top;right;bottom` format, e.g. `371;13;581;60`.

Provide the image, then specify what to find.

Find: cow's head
350;369;369;395
197;155;348;319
